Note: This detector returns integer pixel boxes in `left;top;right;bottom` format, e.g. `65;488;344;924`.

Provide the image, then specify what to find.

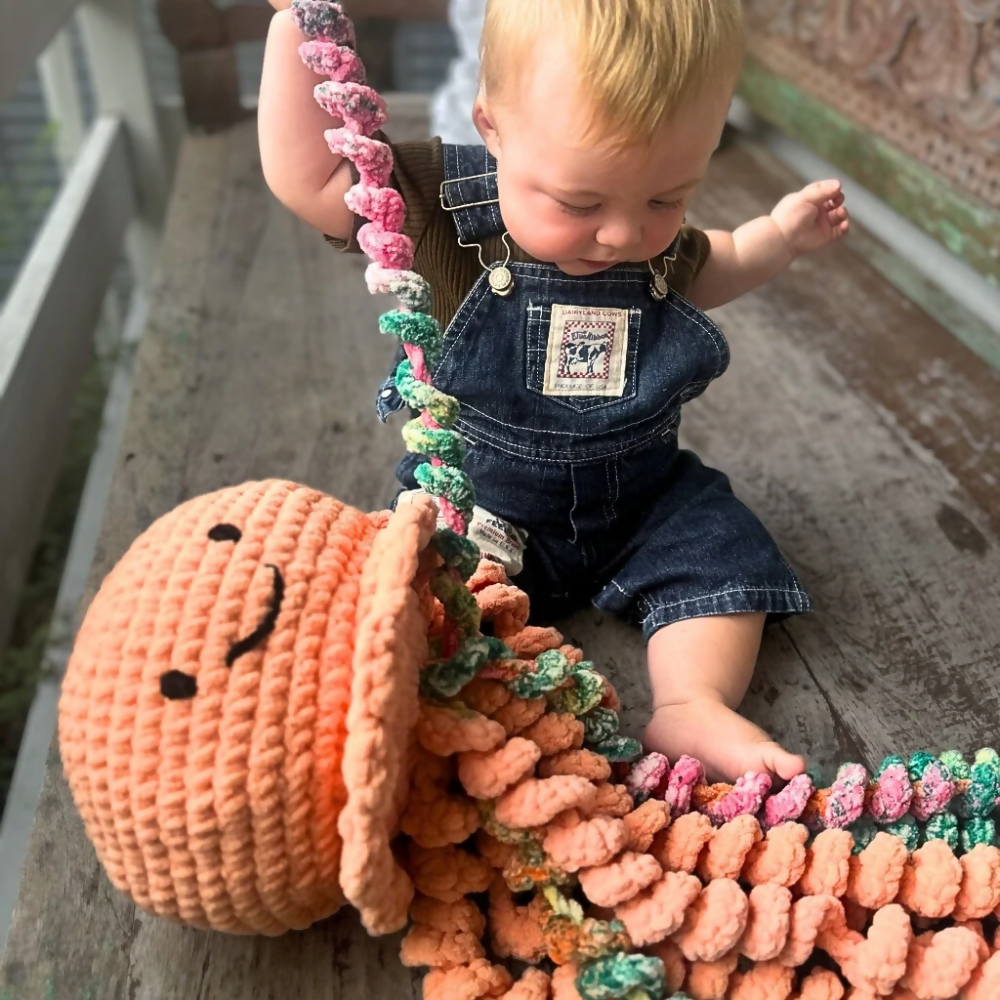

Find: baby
259;0;849;782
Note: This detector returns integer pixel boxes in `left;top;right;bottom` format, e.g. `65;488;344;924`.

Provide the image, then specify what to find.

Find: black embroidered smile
159;523;285;701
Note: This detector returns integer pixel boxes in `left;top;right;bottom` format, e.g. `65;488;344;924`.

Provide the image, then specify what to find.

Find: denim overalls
385;144;810;637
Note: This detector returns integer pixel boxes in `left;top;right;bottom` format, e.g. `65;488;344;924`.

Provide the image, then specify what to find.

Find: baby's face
473;43;732;276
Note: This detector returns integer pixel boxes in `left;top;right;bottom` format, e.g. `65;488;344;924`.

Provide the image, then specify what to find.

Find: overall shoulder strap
439;144;504;244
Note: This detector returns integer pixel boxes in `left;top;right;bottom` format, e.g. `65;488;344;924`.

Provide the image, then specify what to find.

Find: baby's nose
595;217;642;251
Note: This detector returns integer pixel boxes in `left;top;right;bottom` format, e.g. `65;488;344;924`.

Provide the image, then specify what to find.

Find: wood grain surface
2;101;998;997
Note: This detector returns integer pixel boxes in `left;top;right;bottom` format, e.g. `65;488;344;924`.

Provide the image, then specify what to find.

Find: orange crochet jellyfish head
58;479;438;936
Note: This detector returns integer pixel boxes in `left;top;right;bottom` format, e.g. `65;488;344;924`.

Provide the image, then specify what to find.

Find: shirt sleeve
324;135;443;255
667;224;712;298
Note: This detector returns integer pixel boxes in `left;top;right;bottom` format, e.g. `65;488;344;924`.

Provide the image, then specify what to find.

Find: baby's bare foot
643;698;806;784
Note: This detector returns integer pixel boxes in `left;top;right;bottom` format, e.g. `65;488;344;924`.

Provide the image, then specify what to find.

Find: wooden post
78;0;171;287
156;0;449;131
156;0;246;132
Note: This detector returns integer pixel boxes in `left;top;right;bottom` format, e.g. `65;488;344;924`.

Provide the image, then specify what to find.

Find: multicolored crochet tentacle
292;0;476;538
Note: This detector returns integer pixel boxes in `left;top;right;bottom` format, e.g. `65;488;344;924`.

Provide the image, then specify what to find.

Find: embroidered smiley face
58;480;437;934
157;521;286;701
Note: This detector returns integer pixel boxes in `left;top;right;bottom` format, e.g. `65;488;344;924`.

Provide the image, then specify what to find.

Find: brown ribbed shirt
329;136;712;331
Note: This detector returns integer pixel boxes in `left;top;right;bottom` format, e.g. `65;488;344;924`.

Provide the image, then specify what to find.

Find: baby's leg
643;613;805;783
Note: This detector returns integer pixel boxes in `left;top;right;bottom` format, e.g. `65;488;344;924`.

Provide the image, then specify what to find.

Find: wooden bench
3;34;1000;1000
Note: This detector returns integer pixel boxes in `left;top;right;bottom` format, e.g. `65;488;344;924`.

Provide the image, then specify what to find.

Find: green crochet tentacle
577;954;665;1000
961;817;996;852
548;667;605;716
884;815;921;852
430;530;481;581
402;418;467;466
414;463;475;519
592;736;643;763
395;360;459;427
507;649;571;699
379;310;443;368
420;636;511;699
583;707;620;744
430;567;482;637
922;811;959;849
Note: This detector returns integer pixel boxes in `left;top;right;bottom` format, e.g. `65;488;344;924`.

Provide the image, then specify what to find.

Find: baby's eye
651;199;684;210
558;202;601;217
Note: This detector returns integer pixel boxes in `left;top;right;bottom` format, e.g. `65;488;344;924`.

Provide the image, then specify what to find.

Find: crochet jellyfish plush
58;478;1000;999
59;481;439;936
57;3;1000;998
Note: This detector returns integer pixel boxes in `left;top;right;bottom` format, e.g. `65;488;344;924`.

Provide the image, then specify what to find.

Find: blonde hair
479;0;744;144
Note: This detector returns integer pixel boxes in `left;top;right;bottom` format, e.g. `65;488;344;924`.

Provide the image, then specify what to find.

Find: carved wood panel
744;0;1000;208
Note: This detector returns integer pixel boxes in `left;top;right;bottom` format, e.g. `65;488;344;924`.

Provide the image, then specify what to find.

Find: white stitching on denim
569;467;580;544
430;261;728;458
433;276;493;373
603;461;613;527
638;588;810;633
642;587;811;615
667;290;730;380
486;147;502;232
452;414;682;462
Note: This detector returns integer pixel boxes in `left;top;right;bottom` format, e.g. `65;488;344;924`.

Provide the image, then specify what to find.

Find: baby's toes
757;742;807;782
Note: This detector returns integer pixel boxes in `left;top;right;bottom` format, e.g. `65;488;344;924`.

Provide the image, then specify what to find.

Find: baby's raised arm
259;4;355;240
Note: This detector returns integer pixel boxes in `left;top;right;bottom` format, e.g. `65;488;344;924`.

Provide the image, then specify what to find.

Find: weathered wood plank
4;101;1000;996
0;117;134;659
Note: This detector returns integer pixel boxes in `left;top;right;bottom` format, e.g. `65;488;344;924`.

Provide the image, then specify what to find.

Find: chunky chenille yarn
290;0;476;537
56;5;1000;998
58;481;437;936
58;483;1000;993
396;565;1000;1000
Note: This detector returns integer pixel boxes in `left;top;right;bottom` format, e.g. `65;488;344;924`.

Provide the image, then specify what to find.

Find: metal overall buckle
648;245;679;301
439;173;514;297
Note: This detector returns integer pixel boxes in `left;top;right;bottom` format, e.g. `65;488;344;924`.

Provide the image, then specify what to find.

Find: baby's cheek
507;211;588;264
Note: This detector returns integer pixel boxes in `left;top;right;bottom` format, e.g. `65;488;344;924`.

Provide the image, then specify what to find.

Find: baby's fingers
823;190;846;212
828;205;850;239
801;178;842;205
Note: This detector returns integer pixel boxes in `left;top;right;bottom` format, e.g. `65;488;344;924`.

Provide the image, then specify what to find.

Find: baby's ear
472;94;502;160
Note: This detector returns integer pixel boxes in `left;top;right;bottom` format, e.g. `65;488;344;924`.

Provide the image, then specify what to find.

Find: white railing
0;0;168;656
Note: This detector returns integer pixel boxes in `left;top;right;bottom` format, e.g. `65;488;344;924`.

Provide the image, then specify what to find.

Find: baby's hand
268;0;292;9
770;180;849;257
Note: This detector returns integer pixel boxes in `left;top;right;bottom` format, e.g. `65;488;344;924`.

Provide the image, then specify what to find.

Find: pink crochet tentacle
325;129;393;186
868;761;913;824
345;184;406;233
405;344;431;385
700;772;772;824
761;773;814;830
299;41;365;83
357;224;415;270
662;755;705;817
437;497;467;535
314;81;387;134
821;764;869;829
911;760;955;821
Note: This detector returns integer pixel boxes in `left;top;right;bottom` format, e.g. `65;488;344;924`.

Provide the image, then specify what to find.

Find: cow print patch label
543;304;630;397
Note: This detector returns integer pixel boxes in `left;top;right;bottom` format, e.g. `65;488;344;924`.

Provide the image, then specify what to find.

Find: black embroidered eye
160;670;198;700
208;524;242;543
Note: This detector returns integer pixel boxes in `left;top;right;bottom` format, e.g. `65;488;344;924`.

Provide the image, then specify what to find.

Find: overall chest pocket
525;302;642;413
